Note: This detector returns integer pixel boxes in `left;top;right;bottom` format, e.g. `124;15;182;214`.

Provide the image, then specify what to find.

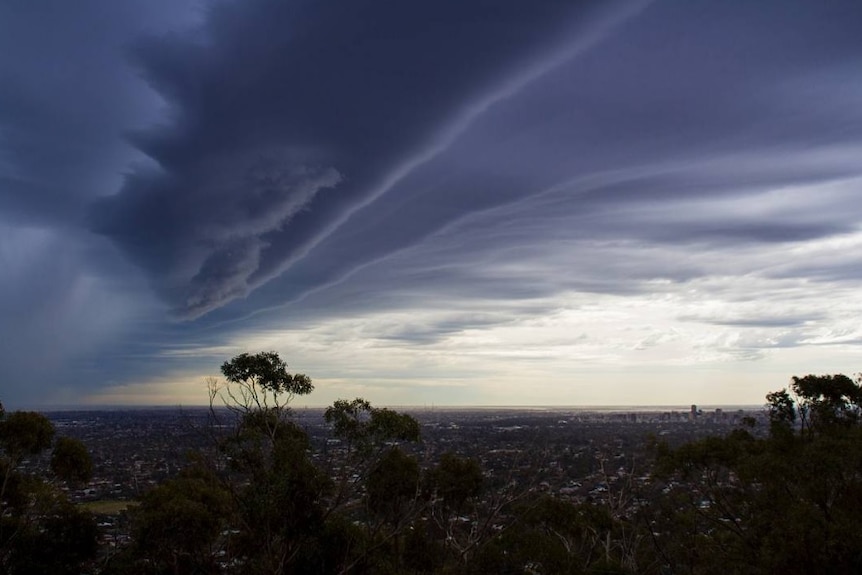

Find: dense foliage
650;374;862;575
0;402;97;574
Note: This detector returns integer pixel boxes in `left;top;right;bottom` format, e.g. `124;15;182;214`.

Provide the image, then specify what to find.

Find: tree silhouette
0;406;97;574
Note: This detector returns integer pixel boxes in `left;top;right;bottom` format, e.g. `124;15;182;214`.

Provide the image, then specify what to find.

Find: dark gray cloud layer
3;0;862;405
92;0;600;318
96;0;862;321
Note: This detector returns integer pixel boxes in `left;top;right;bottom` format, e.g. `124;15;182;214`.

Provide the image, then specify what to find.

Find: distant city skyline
2;1;862;408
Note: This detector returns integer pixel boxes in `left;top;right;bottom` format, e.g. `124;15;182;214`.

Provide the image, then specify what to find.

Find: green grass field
80;500;138;515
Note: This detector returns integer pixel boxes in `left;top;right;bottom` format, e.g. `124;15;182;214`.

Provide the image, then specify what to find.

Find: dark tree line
4;356;862;574
649;374;862;575
0;402;97;574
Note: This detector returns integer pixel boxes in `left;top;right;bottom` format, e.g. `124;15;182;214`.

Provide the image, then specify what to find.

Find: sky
3;0;862;409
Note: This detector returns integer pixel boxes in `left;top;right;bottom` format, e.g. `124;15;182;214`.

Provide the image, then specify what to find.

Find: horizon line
29;403;766;413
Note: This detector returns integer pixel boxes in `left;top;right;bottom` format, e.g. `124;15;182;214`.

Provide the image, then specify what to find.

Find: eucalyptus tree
0;404;97;574
653;373;862;575
125;352;424;574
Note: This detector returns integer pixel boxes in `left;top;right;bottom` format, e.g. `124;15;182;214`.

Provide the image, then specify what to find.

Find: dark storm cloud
0;0;197;225
104;0;862;325
0;227;159;405
91;0;633;318
0;0;204;404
